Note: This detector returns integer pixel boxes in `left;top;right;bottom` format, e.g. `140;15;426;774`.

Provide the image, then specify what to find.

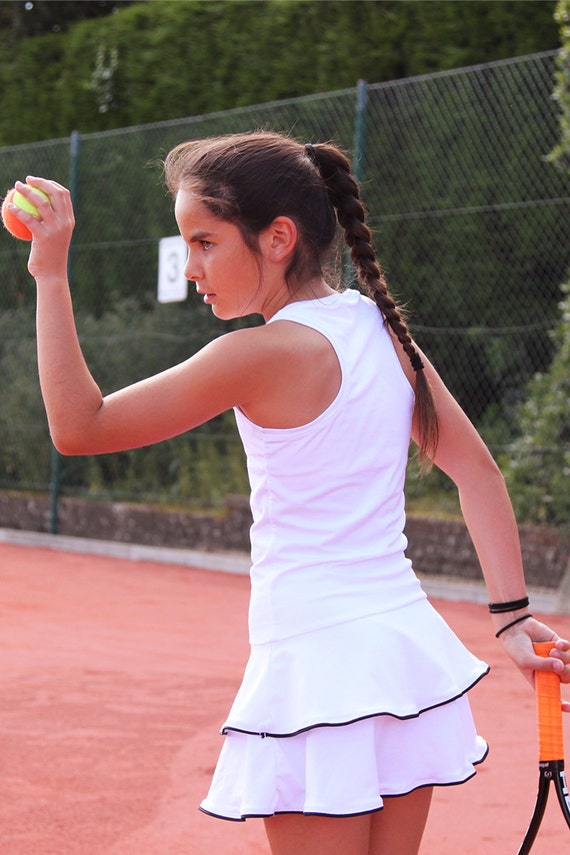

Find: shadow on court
1;541;569;854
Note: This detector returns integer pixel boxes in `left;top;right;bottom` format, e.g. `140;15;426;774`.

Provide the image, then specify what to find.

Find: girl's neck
272;278;336;316
260;274;336;321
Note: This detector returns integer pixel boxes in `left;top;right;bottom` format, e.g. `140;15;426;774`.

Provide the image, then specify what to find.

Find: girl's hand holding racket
9;177;75;283
497;615;570;711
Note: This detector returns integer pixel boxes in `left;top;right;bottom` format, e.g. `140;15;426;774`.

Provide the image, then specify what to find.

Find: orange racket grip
533;641;564;762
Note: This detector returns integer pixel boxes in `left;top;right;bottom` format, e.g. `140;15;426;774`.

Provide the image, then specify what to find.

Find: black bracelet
495;613;533;638
488;596;529;614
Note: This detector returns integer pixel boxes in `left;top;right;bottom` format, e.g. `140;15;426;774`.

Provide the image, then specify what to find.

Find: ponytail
304;143;439;468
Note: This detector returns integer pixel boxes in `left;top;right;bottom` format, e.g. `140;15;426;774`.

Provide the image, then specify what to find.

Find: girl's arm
18;178;338;456
22;179;107;449
16;178;263;454
412;352;570;694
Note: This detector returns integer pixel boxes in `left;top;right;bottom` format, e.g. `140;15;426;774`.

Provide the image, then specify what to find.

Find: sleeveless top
234;288;428;645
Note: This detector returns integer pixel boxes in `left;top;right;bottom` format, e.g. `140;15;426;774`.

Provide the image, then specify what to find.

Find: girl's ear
260;216;298;263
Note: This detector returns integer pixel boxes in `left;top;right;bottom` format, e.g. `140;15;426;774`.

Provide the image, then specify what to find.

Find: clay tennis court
1;531;569;855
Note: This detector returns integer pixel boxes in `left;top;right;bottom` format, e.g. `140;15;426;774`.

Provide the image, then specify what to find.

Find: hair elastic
488;596;529;614
304;143;318;165
495;613;533;638
410;352;424;372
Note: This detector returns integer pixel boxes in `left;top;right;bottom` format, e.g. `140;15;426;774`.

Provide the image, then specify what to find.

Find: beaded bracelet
488;596;529;614
495;613;533;639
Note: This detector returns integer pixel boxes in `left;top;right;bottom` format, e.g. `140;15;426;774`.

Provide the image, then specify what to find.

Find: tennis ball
1;185;50;241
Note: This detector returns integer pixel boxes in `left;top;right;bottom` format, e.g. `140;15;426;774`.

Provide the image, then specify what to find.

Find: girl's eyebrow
189;230;214;243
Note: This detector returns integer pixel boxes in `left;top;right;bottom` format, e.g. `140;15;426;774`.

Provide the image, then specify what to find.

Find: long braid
305;143;439;466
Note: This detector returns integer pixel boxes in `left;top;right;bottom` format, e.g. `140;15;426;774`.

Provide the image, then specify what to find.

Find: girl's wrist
35;272;70;289
488;596;533;638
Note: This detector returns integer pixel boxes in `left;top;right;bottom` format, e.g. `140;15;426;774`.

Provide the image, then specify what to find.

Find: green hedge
0;0;560;146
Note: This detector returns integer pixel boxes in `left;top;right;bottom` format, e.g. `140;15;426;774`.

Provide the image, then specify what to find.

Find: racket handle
533;641;564;762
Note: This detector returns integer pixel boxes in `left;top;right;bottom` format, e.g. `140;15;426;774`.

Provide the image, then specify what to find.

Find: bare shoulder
208;319;334;362
212;319;341;429
193;321;327;397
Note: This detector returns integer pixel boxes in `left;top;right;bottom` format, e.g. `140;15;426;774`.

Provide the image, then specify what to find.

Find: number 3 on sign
157;235;188;303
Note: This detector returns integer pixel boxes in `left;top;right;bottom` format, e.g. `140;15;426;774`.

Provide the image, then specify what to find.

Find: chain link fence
0;50;569;526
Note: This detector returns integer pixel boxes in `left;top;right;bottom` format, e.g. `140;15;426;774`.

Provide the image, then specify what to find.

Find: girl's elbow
50;426;91;456
456;447;507;493
485;456;508;490
51;437;81;456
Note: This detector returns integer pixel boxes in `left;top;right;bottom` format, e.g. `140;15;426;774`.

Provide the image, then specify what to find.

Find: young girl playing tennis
12;130;570;855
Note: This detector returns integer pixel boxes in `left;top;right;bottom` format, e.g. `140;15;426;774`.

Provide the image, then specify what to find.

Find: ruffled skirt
200;597;489;821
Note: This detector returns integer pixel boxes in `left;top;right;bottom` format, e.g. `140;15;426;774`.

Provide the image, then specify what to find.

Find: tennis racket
517;641;570;854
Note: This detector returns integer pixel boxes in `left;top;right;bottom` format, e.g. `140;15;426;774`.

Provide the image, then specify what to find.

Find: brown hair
163;131;438;464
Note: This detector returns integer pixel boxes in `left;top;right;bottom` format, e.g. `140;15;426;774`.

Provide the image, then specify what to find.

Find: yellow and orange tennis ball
1;185;50;241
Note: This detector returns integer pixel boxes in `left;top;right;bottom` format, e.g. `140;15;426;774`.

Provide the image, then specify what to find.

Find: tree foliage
0;0;560;146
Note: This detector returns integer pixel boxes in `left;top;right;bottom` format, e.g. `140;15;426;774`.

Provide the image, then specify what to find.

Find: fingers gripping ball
1;185;50;241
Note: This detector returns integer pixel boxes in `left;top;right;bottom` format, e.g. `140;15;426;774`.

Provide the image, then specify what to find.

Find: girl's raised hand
10;177;75;282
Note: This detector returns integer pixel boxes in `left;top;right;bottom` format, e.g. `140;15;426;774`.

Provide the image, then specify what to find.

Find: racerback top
234;288;426;644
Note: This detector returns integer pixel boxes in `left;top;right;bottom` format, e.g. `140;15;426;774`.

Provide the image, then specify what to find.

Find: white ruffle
222;598;489;737
200;696;489;821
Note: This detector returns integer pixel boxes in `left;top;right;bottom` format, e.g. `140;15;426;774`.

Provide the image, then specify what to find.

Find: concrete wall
1;491;568;591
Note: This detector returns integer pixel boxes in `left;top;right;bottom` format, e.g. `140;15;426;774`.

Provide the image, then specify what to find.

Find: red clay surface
1;541;569;855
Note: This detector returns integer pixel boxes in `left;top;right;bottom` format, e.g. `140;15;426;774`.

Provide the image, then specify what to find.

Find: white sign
157;235;188;303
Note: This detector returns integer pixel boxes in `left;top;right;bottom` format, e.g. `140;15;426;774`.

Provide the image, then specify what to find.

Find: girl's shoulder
219;321;341;429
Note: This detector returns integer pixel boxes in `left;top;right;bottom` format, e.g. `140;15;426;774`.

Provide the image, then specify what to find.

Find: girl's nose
184;252;202;282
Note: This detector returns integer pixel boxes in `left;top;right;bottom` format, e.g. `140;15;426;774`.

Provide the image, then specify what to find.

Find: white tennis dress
200;289;489;821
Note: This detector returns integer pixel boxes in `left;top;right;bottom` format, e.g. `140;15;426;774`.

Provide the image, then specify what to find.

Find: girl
12;131;570;855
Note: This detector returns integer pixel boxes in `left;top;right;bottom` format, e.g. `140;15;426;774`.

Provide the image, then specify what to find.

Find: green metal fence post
48;130;81;535
352;78;369;184
344;79;369;287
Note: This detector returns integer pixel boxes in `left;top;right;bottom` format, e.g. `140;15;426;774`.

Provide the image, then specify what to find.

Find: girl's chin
211;306;238;321
211;304;257;321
